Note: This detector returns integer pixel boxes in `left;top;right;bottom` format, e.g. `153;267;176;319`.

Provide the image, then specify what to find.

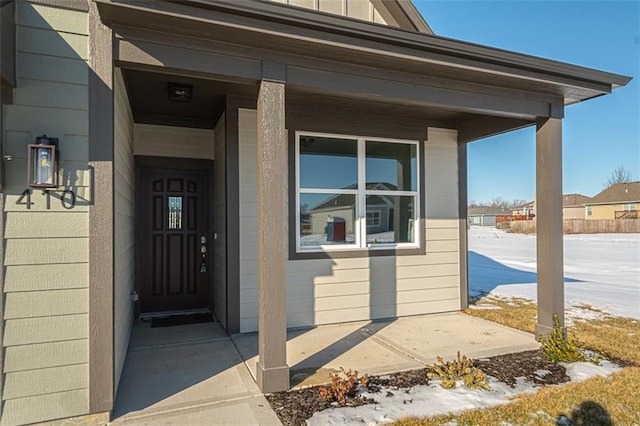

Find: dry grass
465;296;536;333
395;297;640;426
395;368;640;426
573;316;640;365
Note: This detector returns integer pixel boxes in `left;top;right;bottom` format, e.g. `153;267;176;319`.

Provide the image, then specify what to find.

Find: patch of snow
534;369;551;378
308;357;623;424
560;360;622;383
468;228;640;320
308;376;536;425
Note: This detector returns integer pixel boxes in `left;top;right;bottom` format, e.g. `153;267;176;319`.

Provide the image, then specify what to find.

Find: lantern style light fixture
27;135;59;188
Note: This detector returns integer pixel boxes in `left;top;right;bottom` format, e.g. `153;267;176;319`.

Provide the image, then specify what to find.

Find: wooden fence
510;219;640;234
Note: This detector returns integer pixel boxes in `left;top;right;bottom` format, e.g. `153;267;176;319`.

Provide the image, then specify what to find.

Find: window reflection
300;193;356;246
168;196;183;230
365;195;415;244
366;141;417;191
299;136;358;189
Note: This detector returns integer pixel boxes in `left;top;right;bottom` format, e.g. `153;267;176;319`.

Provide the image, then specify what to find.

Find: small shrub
427;351;490;390
539;314;601;364
318;367;369;405
463;369;491;390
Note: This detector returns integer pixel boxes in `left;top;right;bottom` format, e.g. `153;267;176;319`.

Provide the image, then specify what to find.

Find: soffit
96;0;630;106
122;69;256;128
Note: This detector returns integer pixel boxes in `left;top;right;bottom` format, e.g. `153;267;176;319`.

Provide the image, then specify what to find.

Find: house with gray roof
468;206;511;227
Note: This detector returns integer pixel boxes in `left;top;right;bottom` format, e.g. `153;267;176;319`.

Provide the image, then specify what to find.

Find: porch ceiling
121;69;256;129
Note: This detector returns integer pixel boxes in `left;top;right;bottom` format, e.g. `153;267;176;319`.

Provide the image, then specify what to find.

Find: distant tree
510;199;529;209
603;166;632;189
469;198;529;210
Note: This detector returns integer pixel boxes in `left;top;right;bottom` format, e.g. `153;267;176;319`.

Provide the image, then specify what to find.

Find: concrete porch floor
110;320;281;425
233;312;540;388
111;312;539;424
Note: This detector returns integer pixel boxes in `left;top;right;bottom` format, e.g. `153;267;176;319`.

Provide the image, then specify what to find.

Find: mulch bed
266;349;570;426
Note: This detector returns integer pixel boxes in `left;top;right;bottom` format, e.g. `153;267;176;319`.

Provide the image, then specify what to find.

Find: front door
136;167;210;314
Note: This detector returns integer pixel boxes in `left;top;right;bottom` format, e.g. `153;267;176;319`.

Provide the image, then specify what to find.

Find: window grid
296;131;420;253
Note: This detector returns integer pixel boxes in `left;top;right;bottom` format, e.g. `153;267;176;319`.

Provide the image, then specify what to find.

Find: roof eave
96;0;632;100
585;200;640;206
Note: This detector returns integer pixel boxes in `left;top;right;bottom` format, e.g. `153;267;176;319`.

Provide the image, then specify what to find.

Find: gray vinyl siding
113;68;135;394
270;0;388;24
1;3;90;424
238;110;461;332
213;113;227;328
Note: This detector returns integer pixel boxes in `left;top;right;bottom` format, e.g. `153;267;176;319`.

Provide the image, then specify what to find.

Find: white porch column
535;117;565;337
256;78;290;392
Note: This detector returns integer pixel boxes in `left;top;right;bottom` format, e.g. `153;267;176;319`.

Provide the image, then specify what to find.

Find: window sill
290;245;425;260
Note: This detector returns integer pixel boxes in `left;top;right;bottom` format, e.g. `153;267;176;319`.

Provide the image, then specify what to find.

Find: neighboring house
513;194;592;219
562;194;592;219
585;182;640;219
513;201;536;217
307;183;408;241
0;0;630;424
468;206;511;227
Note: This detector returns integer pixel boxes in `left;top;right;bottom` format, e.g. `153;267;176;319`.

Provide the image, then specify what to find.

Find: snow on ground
468;227;640;319
308;228;636;424
308;362;622;425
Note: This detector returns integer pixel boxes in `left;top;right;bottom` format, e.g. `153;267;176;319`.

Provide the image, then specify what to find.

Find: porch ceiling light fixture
27;135;59;188
168;82;193;102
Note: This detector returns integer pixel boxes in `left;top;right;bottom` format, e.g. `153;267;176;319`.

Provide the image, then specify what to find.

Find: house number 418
16;189;76;210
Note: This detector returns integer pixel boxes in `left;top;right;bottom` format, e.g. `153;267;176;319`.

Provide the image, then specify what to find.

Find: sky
412;0;640;204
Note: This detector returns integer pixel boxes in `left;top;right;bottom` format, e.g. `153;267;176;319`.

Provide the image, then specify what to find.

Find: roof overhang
96;0;631;139
585;200;640;206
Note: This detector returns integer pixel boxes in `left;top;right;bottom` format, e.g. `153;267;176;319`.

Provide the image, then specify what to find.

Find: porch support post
535;117;565;338
256;77;290;392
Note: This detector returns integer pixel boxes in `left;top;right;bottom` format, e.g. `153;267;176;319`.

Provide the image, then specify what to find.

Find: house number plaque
16;188;76;210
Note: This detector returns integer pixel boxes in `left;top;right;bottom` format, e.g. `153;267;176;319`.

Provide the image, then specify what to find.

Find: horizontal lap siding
238;108;460;332
2;3;90;424
238;110;258;332
133;124;214;160
114;69;135;394
270;0;388;24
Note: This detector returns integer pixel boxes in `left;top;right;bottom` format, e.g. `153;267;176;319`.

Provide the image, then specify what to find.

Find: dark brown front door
137;168;209;313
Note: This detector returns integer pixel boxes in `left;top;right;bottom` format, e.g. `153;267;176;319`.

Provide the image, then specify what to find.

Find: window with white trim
296;132;419;252
366;210;381;226
623;203;637;211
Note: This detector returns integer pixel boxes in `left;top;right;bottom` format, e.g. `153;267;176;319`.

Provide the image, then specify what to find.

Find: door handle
200;235;208;273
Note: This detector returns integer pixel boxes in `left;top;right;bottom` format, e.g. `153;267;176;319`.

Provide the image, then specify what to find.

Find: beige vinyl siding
563;206;585;220
114;69;135;393
237;109;460;332
1;3;90;424
587;203;635;220
269;0;388;25
134;123;214;160
238;109;258;332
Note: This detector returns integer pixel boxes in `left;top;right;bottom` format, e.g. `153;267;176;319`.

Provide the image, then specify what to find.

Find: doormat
150;313;214;328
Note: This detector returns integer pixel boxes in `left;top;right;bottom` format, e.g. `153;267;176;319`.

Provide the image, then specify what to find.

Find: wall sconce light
27;135;59;188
